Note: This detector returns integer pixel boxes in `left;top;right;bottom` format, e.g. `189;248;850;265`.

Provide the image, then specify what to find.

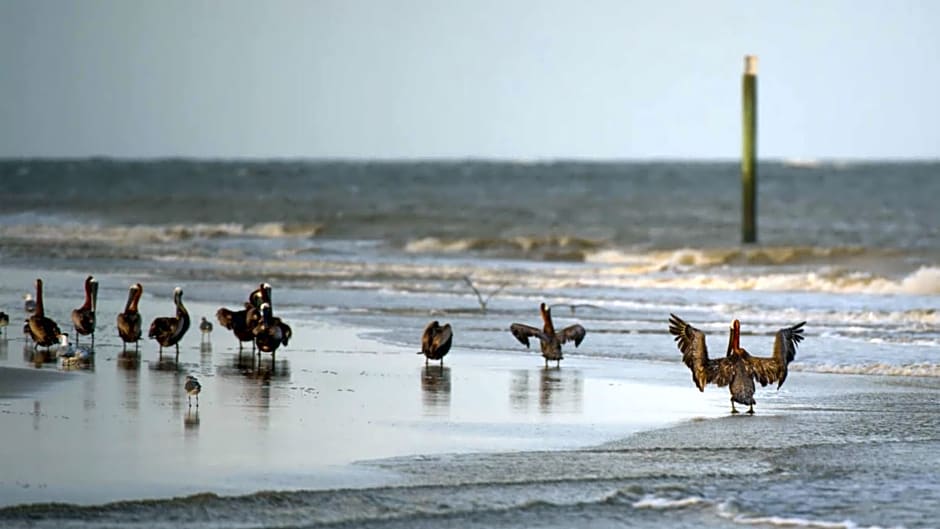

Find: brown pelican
0;311;8;337
420;320;453;366
258;283;292;347
26;279;63;349
70;275;98;347
668;314;805;414
510;302;586;367
252;303;284;356
216;303;258;350
216;284;265;351
199;317;213;343
184;375;201;407
148;287;191;357
117;283;143;352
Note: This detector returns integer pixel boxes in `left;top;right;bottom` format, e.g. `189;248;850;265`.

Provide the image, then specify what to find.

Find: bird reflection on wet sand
230;353;290;379
421;365;451;414
510;368;584;415
184;408;200;431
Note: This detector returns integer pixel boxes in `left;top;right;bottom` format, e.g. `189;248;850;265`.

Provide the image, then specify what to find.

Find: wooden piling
741;55;758;244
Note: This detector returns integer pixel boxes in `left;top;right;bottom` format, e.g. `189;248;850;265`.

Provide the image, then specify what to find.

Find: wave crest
405;235;603;260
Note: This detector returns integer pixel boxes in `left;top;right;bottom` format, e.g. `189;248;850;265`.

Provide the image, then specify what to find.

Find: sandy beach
0;266;720;510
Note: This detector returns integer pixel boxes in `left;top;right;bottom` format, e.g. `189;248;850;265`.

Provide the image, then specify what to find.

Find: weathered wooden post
742;55;758;243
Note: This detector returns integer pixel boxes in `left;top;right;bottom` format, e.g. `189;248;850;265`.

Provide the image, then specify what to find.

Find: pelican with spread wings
668;314;805;414
511;303;586;368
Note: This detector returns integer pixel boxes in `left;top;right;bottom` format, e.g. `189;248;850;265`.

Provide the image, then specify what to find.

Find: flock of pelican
13;277;292;358
1;276;807;415
422;306;805;414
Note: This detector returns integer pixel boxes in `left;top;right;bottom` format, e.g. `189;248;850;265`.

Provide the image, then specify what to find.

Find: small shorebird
23;293;36;315
510;302;586;368
58;333;94;368
70;275;98;347
116;283;143;352
0;311;9;337
26;279;64;350
419;320;452;366
184;375;201;407
199;317;213;343
668;314;805;414
148;287;191;358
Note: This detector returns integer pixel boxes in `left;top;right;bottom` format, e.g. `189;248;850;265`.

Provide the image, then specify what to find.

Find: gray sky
1;0;938;159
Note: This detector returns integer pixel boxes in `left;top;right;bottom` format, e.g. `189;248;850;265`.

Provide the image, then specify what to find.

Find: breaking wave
404;235;604;261
584;266;940;296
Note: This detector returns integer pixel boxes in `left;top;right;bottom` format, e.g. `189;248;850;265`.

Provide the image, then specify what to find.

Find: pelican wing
510;323;547;348
556;324;586;347
749;321;805;389
432;323;453;351
421;321;438;354
668;313;722;392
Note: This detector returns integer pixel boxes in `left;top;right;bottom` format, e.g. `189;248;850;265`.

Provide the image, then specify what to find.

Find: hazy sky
1;0;938;159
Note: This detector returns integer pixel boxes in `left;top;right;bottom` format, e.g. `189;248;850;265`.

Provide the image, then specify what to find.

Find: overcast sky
1;0;937;160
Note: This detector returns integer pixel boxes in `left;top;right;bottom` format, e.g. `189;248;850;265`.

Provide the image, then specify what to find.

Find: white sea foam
717;501;901;529
583;266;940;296
791;362;940;378
632;494;707;509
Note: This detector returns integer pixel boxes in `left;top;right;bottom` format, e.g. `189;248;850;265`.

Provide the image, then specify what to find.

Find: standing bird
510;302;586;368
184;375;201;407
668;314;805;414
252;303;284;356
23;293;36;315
258;283;292;347
116;283;143;352
419;320;453;366
26;278;63;349
148;287;191;358
70;275;98;347
199;317;213;343
0;311;9;337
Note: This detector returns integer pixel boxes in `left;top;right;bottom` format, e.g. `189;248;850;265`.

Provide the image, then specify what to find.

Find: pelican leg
730;399;739;414
425;356;429;366
556;359;561;368
544;358;548;368
747;404;754;415
440;358;444;367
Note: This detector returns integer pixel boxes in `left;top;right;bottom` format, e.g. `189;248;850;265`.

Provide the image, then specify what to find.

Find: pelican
26;279;63;349
117;283;143;352
510;302;586;367
148;287;191;357
0;311;9;337
668;314;805;414
70;275;98;347
252;302;284;356
258;283;292;347
184;375;201;407
420;320;452;366
216;284;264;351
199;317;213;343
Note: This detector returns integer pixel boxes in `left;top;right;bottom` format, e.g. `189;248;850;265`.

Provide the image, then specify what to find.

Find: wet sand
0;267;720;508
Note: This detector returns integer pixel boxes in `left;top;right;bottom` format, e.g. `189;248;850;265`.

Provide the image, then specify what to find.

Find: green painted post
742;55;758;244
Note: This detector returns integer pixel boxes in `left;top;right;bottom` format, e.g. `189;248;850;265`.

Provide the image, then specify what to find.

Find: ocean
0;159;938;528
